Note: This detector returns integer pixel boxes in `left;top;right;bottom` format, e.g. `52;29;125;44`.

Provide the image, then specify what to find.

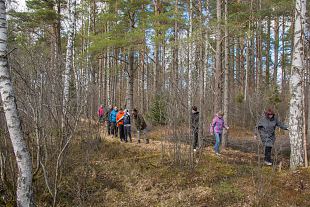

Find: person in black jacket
105;105;113;135
191;106;199;152
123;109;132;142
133;108;148;144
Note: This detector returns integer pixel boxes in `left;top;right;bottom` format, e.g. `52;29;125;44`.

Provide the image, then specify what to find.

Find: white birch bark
188;0;193;110
289;0;307;170
63;0;76;123
244;36;250;102
0;1;34;206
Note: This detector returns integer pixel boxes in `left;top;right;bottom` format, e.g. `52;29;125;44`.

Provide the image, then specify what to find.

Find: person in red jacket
97;105;104;125
116;108;125;142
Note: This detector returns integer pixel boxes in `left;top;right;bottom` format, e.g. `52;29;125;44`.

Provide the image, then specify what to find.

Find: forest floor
56;123;310;207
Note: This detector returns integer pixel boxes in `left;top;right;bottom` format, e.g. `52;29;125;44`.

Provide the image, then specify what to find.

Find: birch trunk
0;1;34;206
244;35;250;102
63;0;76;124
188;0;193;110
289;0;307;170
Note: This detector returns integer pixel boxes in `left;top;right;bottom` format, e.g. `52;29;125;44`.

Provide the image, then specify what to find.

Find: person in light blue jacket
109;106;118;137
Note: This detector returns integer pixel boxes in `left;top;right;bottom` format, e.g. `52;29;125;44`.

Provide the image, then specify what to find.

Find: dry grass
35;124;310;207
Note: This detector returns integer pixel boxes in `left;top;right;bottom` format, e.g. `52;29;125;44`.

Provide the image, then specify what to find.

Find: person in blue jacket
109;106;118;137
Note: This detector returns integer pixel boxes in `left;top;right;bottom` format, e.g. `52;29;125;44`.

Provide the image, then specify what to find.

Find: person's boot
264;146;272;166
145;139;149;144
138;139;141;144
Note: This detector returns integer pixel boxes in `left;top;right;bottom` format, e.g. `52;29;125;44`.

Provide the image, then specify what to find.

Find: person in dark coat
123;109;132;142
255;109;288;166
105;105;113;135
132;108;148;144
191;106;199;152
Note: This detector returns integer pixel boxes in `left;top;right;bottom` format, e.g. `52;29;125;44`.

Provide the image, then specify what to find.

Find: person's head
192;106;198;113
217;111;224;117
114;106;118;111
100;104;103;108
119;107;123;111
265;108;275;119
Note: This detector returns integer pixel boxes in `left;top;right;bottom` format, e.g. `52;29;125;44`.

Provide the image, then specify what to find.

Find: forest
0;0;309;206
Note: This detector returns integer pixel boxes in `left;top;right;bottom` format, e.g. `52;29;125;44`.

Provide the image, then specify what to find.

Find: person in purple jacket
210;111;229;155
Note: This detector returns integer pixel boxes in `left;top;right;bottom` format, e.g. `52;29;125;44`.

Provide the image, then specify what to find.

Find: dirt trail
99;128;261;166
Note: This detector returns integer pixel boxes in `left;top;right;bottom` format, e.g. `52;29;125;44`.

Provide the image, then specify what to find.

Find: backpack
124;113;131;124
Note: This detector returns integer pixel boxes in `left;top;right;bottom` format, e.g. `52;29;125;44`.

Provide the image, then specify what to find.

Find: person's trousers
119;125;125;141
192;128;198;149
124;125;132;142
138;129;149;143
264;146;272;162
106;121;111;135
111;122;118;137
214;133;222;153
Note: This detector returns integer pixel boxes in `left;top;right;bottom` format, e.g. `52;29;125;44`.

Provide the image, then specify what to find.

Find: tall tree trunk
141;48;146;112
188;0;193;110
127;47;134;111
214;0;222;113
235;37;240;88
0;1;34;206
98;57;103;104
281;15;287;96
244;35;250;101
289;0;307;170
62;0;76;128
153;0;162;94
256;0;262;90
173;0;179;89
223;0;229;148
265;16;271;85
273;16;279;86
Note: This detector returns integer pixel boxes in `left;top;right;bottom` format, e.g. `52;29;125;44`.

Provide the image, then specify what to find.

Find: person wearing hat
255;108;288;166
210;111;229;155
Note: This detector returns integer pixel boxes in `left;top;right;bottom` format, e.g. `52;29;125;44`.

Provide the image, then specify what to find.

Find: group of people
98;105;149;144
100;104;288;166
191;106;288;166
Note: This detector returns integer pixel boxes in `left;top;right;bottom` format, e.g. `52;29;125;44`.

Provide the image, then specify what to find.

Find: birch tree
0;1;34;206
289;0;307;170
187;0;193;110
63;0;76;127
